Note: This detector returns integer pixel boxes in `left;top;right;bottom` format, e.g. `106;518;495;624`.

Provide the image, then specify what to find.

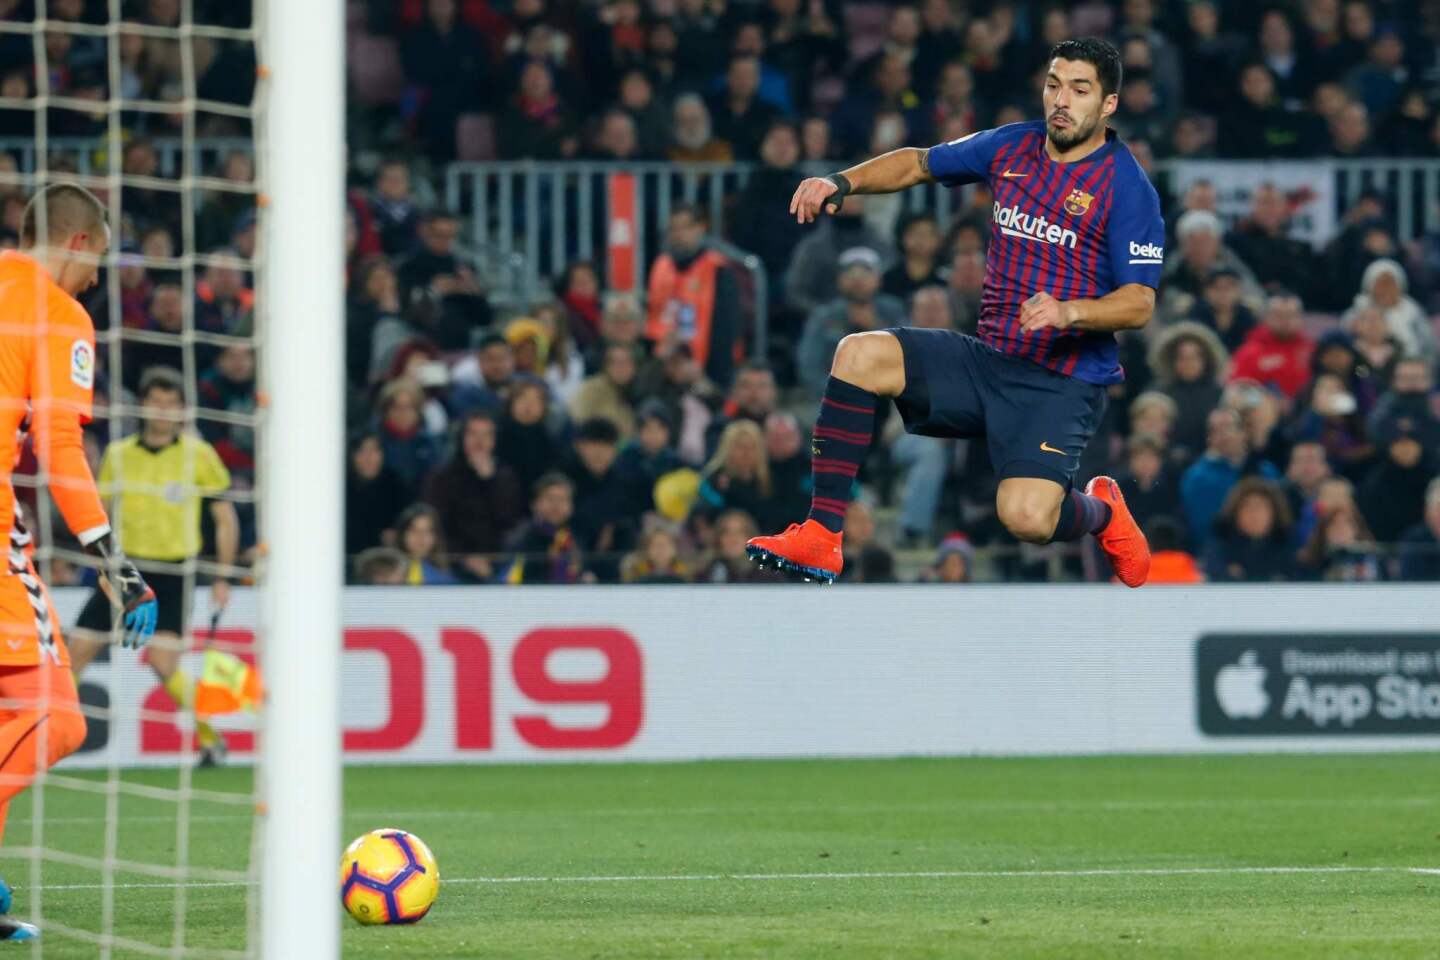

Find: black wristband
824;172;852;196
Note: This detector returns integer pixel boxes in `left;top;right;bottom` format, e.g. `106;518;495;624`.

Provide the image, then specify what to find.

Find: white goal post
257;0;343;956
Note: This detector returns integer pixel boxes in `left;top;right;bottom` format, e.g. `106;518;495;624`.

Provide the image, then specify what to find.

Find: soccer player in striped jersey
748;37;1161;586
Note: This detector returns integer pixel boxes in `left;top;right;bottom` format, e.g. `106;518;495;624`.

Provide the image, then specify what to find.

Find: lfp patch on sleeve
70;339;94;389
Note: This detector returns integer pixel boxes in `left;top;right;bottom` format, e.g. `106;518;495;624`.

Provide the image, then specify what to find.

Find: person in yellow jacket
69;366;240;766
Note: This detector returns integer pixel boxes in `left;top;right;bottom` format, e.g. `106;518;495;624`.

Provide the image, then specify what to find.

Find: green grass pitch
2;754;1436;958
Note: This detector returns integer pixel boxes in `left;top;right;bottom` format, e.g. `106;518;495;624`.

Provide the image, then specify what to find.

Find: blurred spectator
909;284;954;330
354;547;408;585
1202;478;1299;582
946;248;985;332
1342;305;1403;383
589;292;657;377
1191;267;1258;354
1359;414;1436;543
1182;408;1282;550
369;158;422;258
654;346;722;465
499;60;579;160
1229;292;1314;401
374;378;443;498
197;344;257;477
797;247;906;397
1221;61;1320;158
496;378;561;497
707;55;780;160
1179;0;1241;115
668;93;733;163
194;251;253;336
1114;71;1167;146
1129;391;1180;462
349;258;405;388
765;411;812;526
450;332;515;416
504;316;550;378
120;282;185;394
1117;433;1183;538
1160;210;1264;319
1298;499;1381;581
1225;184;1320;302
785;196;896;315
800;114;833;163
614;69;666;156
1327;99;1375;156
1222;378;1291;471
762;0;844;116
928;60;983;144
833;51;924;158
621;523;691;584
1289;371;1373;482
1366;358;1436;441
565;418;637;580
197;151;256;254
647;203;741;387
1256;9;1315;108
730;121;807;288
1341;259;1436;364
570;342;640;441
345;432;407;558
708;359;778;448
503;472;586;584
392;503;458;585
1310;329;1381;414
556;260;603;349
589;109;643;162
882;211;944;302
1284;440;1334;545
396;210;491;351
1345;25;1408;120
922;533;973;584
615;401;683;517
401;0;492;161
695;419;785;531
1396;478;1440;581
1143;516;1204;584
695;509;780;583
1148;322;1227;460
421;411;524;583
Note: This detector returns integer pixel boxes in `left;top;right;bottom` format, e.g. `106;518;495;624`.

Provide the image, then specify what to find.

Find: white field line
6;793;1437;827
20;865;1440;893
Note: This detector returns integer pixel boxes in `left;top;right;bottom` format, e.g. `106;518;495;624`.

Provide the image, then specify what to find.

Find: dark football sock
1049;489;1112;542
805;376;876;533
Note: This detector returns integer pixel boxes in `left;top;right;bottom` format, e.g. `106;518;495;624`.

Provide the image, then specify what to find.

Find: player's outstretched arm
1019;284;1155;334
789;148;934;223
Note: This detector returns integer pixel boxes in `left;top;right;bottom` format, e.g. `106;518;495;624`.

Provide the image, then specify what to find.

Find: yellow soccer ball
339;828;440;925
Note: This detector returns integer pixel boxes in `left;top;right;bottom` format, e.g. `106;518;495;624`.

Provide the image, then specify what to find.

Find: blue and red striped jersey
927;121;1165;385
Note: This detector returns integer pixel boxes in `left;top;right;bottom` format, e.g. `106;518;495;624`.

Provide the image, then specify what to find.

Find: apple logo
1215;650;1269;719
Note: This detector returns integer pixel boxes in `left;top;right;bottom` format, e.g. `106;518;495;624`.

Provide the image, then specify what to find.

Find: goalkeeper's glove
85;534;158;649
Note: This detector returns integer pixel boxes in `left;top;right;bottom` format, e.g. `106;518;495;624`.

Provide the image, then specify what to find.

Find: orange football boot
746;519;844;584
1084;475;1151;588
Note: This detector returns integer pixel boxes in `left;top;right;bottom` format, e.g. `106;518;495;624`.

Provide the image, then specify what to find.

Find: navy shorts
76;570;188;638
890;327;1107;490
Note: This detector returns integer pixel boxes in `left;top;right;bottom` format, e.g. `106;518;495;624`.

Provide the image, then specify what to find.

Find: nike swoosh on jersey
1001;170;1028;178
1039;442;1065;454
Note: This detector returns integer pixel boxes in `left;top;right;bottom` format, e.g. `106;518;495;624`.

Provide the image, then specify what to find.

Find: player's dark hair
138;366;186;401
1048;37;1123;97
478;331;509;352
21;183;108;247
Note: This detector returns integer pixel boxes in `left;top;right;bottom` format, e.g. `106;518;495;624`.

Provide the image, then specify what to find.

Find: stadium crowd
4;0;1440;584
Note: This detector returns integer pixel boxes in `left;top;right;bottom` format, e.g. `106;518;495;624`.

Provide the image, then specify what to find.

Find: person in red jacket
1228;291;1314;402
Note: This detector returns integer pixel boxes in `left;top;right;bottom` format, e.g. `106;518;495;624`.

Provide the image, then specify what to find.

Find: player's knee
997;496;1058;544
831;333;902;394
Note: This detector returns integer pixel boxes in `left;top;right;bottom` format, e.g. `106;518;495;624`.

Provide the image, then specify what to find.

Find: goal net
0;0;341;956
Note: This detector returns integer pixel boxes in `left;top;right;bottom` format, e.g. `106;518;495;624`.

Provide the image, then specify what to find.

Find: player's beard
1046;108;1100;151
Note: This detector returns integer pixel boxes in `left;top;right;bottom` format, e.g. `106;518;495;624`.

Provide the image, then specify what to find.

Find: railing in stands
445;157;1440;308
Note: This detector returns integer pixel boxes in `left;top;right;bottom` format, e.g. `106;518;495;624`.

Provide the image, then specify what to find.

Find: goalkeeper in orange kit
0;184;158;940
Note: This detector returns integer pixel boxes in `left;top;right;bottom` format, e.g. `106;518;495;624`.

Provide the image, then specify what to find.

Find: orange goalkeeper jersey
0;251;110;605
